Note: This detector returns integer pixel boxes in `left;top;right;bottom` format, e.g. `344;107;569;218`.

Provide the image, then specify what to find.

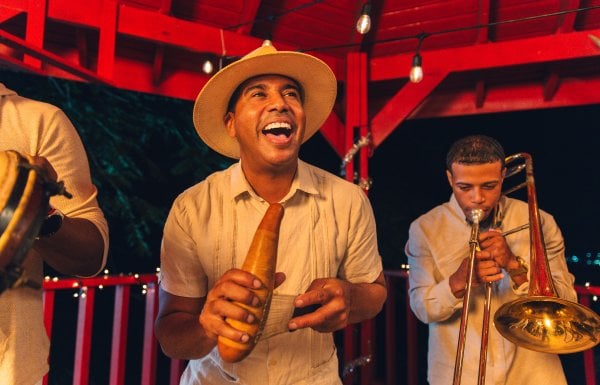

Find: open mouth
262;122;292;138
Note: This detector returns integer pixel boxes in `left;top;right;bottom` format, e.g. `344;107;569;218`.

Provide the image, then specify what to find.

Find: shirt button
269;359;278;366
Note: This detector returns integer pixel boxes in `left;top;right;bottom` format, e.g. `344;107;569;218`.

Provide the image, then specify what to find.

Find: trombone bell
495;296;600;354
493;152;600;354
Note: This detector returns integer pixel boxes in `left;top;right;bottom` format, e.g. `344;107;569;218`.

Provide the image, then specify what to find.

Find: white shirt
406;194;576;385
160;160;383;385
0;83;108;385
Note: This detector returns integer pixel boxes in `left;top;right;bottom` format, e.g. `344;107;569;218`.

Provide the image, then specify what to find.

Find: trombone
452;152;600;385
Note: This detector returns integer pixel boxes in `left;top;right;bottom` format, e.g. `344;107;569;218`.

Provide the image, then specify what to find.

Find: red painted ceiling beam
0;0;343;100
366;29;600;150
2;1;598;160
234;0;262;35
370;29;600;82
371;70;449;149
0;29;115;86
0;6;20;23
24;0;45;68
41;0;342;76
0;51;46;75
412;75;600;119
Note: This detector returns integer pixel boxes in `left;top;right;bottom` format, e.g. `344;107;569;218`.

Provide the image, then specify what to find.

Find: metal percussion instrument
0;150;69;293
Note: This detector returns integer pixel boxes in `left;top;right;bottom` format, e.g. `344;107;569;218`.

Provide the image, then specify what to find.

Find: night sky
301;103;600;284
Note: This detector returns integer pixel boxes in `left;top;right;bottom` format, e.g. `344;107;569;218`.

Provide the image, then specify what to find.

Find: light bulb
589;34;600;48
409;53;423;83
356;3;372;34
202;60;214;74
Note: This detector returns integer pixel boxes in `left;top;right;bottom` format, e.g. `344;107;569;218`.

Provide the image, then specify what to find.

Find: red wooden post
170;359;187;385
98;0;118;79
109;285;131;385
73;286;96;385
141;282;159;385
24;0;46;68
343;49;372;385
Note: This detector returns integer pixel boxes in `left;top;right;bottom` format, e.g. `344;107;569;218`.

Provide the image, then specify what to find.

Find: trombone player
405;135;577;385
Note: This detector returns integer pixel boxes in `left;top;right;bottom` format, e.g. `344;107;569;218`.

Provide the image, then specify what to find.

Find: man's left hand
287;278;352;333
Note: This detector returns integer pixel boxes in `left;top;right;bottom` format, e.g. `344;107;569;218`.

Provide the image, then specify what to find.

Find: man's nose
268;94;289;111
471;188;485;204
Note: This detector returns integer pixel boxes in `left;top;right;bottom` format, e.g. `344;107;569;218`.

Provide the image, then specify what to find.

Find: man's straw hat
192;40;337;159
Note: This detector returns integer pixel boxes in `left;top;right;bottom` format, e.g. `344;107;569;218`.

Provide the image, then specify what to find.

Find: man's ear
224;112;236;138
446;169;453;187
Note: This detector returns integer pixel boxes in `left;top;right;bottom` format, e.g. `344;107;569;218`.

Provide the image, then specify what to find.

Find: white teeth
264;122;291;130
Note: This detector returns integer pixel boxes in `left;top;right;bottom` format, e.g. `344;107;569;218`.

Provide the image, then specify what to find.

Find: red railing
378;270;599;385
42;273;184;385
42;271;599;385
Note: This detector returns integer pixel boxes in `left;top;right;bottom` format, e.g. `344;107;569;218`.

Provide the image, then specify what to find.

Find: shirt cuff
439;276;464;310
511;279;529;294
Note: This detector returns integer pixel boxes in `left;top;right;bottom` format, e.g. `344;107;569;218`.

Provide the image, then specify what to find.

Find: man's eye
284;90;300;98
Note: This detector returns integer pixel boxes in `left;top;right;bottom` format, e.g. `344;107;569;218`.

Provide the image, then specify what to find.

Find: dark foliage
2;69;233;273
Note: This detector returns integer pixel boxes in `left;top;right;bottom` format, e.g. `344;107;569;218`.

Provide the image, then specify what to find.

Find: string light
409;33;428;83
356;2;372;35
197;6;600;83
409;53;423;83
200;29;226;76
202;60;214;74
302;6;600;54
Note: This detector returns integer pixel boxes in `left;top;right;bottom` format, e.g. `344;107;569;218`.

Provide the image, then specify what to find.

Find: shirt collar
229;159;320;203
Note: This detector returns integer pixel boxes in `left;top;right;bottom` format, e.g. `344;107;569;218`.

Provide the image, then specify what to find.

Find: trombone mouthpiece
469;209;484;224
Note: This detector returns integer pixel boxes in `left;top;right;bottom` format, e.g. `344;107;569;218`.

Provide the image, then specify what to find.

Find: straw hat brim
193;49;337;159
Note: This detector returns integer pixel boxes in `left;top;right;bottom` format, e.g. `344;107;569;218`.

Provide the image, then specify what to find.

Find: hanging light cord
301;5;600;53
204;5;599;68
415;32;428;53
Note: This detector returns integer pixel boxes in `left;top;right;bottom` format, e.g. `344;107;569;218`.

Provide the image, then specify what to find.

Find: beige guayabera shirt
160;160;383;385
0;83;109;385
406;194;577;385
